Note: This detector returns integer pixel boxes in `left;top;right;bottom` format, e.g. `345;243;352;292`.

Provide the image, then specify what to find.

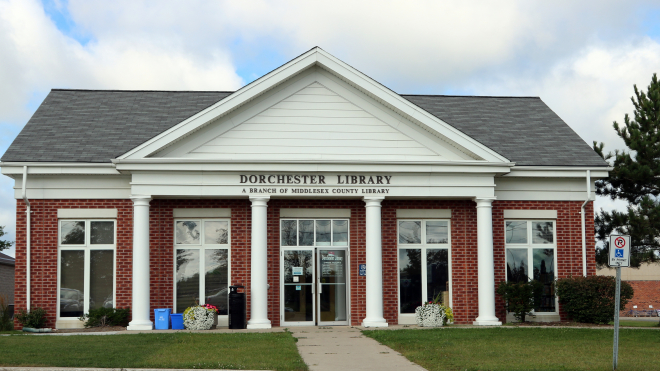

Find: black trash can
228;285;246;329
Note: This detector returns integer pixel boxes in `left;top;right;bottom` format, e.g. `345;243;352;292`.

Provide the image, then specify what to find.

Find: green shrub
79;307;130;328
0;294;13;331
555;275;634;324
496;279;542;322
15;307;47;329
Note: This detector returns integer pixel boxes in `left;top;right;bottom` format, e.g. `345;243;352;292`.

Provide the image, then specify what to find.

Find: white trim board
503;210;557;219
280;208;351;218
58;209;118;218
396;209;451;218
173;208;231;218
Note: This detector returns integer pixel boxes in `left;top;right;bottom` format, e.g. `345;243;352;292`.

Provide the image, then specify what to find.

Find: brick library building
0;48;608;330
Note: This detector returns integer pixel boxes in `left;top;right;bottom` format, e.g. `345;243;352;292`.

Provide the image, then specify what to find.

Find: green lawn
0;332;307;371
616;320;659;328
364;328;660;371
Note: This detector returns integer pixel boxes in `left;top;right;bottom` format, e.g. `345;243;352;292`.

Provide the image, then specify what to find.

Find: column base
473;318;502;326
127;321;153;331
362;319;389;328
247;323;272;329
247;319;271;329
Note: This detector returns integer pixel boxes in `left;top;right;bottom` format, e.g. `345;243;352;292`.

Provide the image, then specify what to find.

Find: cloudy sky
1;0;659;257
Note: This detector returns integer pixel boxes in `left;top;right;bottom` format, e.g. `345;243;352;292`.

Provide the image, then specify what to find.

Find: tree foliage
594;73;660;268
0;226;13;252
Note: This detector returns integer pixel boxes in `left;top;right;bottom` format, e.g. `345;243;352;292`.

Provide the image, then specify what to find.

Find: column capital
474;197;496;208
363;196;385;207
249;196;270;207
130;195;152;206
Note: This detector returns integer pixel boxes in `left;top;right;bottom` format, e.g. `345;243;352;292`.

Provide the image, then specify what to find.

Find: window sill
56;318;85;329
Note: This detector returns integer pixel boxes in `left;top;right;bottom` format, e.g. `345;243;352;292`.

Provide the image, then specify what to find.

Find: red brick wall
13;199;133;329
148;199;251;322
621;281;660;315
382;200;479;324
492;200;596;322
13;198;596;328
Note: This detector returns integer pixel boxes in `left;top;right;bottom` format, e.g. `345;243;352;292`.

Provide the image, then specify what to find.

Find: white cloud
1;0;659;242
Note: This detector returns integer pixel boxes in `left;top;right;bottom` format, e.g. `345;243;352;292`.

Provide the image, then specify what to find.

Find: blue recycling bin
154;308;171;330
170;313;184;330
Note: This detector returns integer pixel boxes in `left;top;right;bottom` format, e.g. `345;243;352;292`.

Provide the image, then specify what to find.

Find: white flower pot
415;304;446;327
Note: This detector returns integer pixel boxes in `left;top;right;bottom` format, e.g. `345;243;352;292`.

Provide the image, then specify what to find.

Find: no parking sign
608;235;630;267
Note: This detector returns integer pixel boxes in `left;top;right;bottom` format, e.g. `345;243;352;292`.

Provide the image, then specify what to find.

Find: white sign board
609;235;631;267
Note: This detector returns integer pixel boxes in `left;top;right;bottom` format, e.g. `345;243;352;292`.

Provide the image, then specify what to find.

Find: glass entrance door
280;219;350;326
317;249;348;325
282;248;315;326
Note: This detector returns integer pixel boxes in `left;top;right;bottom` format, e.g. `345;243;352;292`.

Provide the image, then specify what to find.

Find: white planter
183;306;216;330
415;304;445;327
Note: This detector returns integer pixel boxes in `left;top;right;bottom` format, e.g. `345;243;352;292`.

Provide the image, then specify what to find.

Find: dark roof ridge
51;88;236;93
401;94;540;99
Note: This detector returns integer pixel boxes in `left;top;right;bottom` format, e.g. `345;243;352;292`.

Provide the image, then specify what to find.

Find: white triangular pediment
121;47;510;164
157;80;475;162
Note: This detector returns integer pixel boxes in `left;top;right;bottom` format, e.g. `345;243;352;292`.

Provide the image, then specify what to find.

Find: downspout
22;166;31;310
581;170;591;277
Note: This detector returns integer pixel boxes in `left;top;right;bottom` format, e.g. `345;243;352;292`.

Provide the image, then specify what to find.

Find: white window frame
57;219;117;325
397;219;452;324
173;219;231;321
504;219;558;318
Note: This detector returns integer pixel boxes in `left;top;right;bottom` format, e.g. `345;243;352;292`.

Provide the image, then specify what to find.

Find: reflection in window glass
204;221;228;244
333;220;348;246
60;250;85;317
89;250;114;310
399;249;422;313
426;249;449;304
426;221;448;244
61;221;85;245
506;248;528;283
176;249;200;313
176;221;200;244
90;222;114;244
281;220;297;246
316;220;331;246
506;221;527;244
204;249;228;315
533;248;555;312
399;221;421;244
532;222;554;244
299;220;314;246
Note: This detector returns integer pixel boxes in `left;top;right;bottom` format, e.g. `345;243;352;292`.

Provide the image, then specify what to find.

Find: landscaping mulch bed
54;326;126;333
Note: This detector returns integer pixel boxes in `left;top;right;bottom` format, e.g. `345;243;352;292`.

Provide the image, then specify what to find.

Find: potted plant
415;293;453;327
183;303;219;330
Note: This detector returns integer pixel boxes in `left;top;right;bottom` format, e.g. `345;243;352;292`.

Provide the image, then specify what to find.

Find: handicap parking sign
609;235;630;267
615;249;624;258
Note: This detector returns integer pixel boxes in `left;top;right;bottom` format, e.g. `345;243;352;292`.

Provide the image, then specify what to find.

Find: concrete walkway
288;326;425;371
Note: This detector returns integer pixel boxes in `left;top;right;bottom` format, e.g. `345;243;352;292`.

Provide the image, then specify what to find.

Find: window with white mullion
505;220;557;313
398;220;451;314
174;219;230;314
280;219;349;247
58;219;115;319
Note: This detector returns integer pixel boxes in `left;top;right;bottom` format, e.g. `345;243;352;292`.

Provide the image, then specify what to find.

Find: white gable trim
118;48;509;163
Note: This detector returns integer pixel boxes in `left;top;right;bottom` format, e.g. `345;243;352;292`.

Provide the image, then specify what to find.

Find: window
174;219;230;314
398;220;450;314
280;219;349;247
505;220;556;312
58;220;115;318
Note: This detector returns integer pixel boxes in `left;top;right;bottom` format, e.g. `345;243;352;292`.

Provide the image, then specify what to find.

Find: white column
127;196;153;331
362;196;388;327
473;197;502;326
247;196;271;329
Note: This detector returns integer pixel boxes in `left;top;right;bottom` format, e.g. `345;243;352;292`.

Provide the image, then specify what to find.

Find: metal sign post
609;235;630;371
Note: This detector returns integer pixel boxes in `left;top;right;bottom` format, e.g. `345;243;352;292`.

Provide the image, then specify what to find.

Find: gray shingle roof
1;90;231;163
1;89;607;166
0;252;15;266
403;95;607;166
